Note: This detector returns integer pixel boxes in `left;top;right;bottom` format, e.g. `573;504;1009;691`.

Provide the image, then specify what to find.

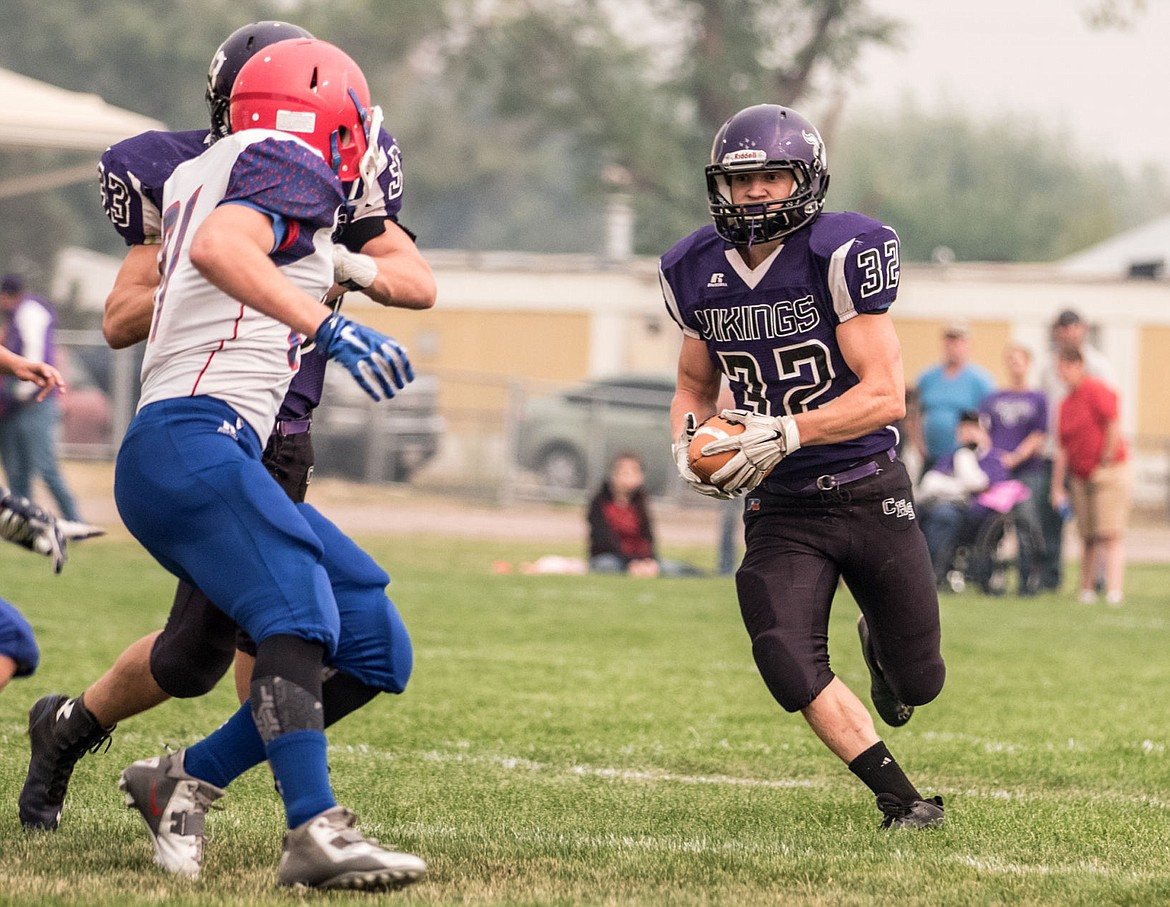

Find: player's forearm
103;284;155;349
671;339;721;436
357;228;437;309
792;380;905;447
360;268;435;311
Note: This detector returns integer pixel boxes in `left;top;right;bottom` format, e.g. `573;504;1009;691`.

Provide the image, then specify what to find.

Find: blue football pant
115;397;410;692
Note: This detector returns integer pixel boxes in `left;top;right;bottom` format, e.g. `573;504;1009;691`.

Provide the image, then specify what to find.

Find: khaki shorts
1070;462;1132;540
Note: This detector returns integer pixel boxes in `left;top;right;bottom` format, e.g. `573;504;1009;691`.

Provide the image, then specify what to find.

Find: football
687;415;745;484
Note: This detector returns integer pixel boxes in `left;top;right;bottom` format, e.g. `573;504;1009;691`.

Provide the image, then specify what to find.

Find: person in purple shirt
662;104;945;830
19;21;434;861
979;343;1048;573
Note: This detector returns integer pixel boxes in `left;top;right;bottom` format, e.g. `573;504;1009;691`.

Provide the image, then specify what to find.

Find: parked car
311;366;444;483
514;373;676;494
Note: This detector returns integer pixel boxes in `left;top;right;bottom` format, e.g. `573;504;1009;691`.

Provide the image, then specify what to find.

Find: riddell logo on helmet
722;149;767;166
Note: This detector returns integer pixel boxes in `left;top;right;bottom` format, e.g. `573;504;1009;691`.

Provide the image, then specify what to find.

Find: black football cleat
876;793;945;829
857;614;914;727
19;694;114;830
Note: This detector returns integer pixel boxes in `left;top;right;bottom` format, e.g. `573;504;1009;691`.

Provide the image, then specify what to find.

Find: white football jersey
138;130;342;441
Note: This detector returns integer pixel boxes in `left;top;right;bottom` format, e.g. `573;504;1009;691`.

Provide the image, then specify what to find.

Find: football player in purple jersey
19;25;430;890
662;104;946;829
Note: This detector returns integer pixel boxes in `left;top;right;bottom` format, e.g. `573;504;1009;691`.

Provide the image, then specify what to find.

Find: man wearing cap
913;321;996;472
0;274;81;521
1036;309;1115;591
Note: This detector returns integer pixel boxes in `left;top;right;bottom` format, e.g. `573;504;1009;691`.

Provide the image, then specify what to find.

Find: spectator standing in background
914;321;995;472
1050;346;1130;606
0;274;81;522
980;343;1048;579
1037;309;1115;591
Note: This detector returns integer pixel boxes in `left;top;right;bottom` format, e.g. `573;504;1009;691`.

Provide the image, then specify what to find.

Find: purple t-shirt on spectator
980;389;1048;475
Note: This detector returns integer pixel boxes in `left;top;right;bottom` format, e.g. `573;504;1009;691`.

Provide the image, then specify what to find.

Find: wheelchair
944;507;1046;596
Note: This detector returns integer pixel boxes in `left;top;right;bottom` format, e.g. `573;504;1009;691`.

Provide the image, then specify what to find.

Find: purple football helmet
706;104;830;246
206;20;314;140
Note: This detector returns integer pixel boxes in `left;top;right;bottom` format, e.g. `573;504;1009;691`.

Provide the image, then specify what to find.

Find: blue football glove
312;313;414;401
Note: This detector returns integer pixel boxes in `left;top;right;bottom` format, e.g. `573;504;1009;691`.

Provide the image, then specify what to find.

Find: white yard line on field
330;741;1170;809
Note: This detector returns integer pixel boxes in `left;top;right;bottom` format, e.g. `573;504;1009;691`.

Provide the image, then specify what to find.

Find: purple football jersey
661;213;901;483
100;130;209;246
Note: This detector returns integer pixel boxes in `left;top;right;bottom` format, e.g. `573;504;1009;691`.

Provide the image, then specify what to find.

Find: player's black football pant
736;457;945;713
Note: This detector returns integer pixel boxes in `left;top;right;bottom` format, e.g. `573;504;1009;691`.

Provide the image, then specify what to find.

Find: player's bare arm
791;312;906;447
670;335;721;437
350;221;436;310
189;204;332;337
103;243;160;349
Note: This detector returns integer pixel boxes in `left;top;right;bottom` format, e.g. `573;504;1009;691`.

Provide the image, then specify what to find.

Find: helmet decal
205;21;314;140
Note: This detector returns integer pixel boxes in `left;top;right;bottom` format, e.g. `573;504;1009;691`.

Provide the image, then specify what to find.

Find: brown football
687;415;746;484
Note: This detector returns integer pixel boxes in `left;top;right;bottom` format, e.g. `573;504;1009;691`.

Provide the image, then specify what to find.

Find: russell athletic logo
882;497;915;520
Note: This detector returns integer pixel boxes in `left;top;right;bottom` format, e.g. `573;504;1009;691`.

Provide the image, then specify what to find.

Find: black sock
848;741;921;803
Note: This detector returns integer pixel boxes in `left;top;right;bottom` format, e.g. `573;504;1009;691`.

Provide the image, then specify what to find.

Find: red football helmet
229;38;373;180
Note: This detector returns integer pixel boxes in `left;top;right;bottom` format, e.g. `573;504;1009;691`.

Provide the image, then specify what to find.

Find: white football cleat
278;805;426;891
119;750;225;878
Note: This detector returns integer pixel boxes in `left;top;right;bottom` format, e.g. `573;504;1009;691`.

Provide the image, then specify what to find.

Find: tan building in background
52;242;1170;509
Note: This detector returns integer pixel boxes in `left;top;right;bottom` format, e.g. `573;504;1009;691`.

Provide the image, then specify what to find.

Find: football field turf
2;534;1169;906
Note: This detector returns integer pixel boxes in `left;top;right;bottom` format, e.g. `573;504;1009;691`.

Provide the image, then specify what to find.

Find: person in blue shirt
913;321;995;471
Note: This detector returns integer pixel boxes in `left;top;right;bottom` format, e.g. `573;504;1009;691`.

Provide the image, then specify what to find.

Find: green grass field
2;532;1170;906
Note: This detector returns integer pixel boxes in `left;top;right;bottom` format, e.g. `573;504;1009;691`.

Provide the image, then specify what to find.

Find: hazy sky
846;0;1170;172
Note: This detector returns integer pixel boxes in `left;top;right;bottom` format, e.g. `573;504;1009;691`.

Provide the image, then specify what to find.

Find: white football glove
0;491;85;574
673;412;738;500
702;409;802;493
332;245;379;292
58;520;107;542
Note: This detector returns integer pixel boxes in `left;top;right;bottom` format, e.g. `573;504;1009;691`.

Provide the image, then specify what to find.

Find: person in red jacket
1050;346;1131;605
587;452;702;577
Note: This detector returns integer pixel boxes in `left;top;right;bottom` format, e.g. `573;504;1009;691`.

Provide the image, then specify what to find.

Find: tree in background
830;107;1121;263
0;0;1166;273
397;0;897;254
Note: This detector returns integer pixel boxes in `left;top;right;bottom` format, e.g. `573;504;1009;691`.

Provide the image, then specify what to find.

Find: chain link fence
51;332;1170;519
